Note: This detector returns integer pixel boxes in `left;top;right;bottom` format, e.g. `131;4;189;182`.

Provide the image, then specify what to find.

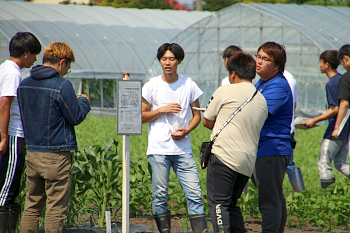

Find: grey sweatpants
318;138;349;181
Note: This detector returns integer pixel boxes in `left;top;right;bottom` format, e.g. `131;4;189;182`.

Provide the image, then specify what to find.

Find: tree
128;0;172;9
96;0;188;9
97;0;132;7
202;0;237;11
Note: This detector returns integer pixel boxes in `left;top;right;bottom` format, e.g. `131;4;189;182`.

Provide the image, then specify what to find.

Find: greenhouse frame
148;3;350;116
0;1;211;113
1;1;350;116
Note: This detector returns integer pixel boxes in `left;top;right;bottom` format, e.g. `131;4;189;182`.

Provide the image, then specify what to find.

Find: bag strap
211;89;258;143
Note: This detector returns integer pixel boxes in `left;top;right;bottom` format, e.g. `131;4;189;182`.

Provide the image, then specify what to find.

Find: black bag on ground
200;141;213;169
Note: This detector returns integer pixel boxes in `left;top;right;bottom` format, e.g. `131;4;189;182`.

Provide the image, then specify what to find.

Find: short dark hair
337;44;350;60
157;43;184;61
222;45;242;59
257;42;286;73
320;50;339;70
9;32;41;58
227;52;256;80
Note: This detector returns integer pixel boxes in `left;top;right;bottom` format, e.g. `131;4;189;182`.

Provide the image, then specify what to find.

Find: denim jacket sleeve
59;80;91;126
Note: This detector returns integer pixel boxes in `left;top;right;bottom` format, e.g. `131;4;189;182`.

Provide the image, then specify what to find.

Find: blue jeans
147;154;205;215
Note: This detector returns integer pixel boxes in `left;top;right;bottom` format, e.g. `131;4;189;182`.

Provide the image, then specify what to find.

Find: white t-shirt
284;70;298;133
221;76;230;86
0;60;24;138
142;75;203;155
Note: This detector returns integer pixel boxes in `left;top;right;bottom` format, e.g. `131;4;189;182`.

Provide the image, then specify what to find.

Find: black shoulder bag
200;89;258;169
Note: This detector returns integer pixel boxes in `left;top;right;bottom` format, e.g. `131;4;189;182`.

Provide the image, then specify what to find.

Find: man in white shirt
142;43;208;233
284;70;305;192
221;45;242;86
0;32;41;233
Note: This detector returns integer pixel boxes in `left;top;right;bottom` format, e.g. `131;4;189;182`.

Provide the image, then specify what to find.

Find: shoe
8;203;21;233
321;178;335;189
189;214;208;233
154;211;171;233
0;205;10;233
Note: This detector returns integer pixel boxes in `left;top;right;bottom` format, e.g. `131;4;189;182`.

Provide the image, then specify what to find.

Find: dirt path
129;216;324;233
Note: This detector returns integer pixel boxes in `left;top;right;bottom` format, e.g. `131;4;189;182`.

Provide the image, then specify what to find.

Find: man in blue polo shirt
254;42;293;233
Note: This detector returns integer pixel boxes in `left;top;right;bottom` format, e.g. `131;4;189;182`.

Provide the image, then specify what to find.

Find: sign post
117;73;142;232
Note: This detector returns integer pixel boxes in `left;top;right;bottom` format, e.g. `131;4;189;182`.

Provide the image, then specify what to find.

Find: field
58;115;350;231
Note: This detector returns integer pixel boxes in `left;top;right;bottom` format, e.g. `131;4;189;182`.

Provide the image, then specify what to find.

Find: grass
74;115;350;229
75;114;336;196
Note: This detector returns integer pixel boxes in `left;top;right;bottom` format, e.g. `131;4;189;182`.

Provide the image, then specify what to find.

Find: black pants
254;155;290;233
207;154;249;233
0;136;26;207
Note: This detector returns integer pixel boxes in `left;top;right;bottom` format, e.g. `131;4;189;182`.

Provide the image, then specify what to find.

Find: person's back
19;65;89;151
18;42;90;233
332;44;350;139
208;83;267;176
203;52;267;232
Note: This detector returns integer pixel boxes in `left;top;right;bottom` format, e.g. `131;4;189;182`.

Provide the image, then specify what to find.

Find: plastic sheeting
147;3;350;117
0;1;211;81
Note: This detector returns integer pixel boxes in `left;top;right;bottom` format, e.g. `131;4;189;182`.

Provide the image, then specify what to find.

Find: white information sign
117;80;142;135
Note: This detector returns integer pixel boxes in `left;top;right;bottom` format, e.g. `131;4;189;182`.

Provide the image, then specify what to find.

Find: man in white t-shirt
0;32;41;233
221;45;242;86
284;70;305;193
142;43;208;233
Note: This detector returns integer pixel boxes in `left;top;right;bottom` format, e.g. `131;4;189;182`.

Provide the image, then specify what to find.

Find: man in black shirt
332;44;350;138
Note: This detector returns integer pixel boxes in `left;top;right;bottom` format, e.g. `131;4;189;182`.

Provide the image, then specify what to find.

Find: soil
128;216;324;233
67;201;328;233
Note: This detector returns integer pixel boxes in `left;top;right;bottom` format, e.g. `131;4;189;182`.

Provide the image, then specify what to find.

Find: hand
0;139;8;155
332;128;340;139
171;128;189;140
77;94;90;101
160;103;182;114
305;119;317;128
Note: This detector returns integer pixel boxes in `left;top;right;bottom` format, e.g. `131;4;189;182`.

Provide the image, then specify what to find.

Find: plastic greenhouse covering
1;1;350;117
148;3;350;117
0;1;211;112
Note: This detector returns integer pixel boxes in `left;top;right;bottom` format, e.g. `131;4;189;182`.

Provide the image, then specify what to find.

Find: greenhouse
0;1;211;113
147;3;350;116
1;2;350;116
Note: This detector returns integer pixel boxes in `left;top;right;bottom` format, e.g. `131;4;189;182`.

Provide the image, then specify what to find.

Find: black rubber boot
0;206;10;233
189;214;208;233
8;204;21;233
154;211;171;233
217;225;230;233
321;178;335;189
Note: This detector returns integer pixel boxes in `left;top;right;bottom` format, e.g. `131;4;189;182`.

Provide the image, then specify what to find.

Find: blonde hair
43;42;75;64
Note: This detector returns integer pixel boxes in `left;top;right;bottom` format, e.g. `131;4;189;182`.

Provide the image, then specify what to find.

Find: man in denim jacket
17;42;90;233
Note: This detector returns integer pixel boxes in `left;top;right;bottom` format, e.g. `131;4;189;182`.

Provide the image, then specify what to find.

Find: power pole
195;0;202;11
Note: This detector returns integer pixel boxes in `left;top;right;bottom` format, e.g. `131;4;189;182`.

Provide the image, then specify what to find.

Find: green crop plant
238;183;260;221
17;115;350;231
70;140;123;227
